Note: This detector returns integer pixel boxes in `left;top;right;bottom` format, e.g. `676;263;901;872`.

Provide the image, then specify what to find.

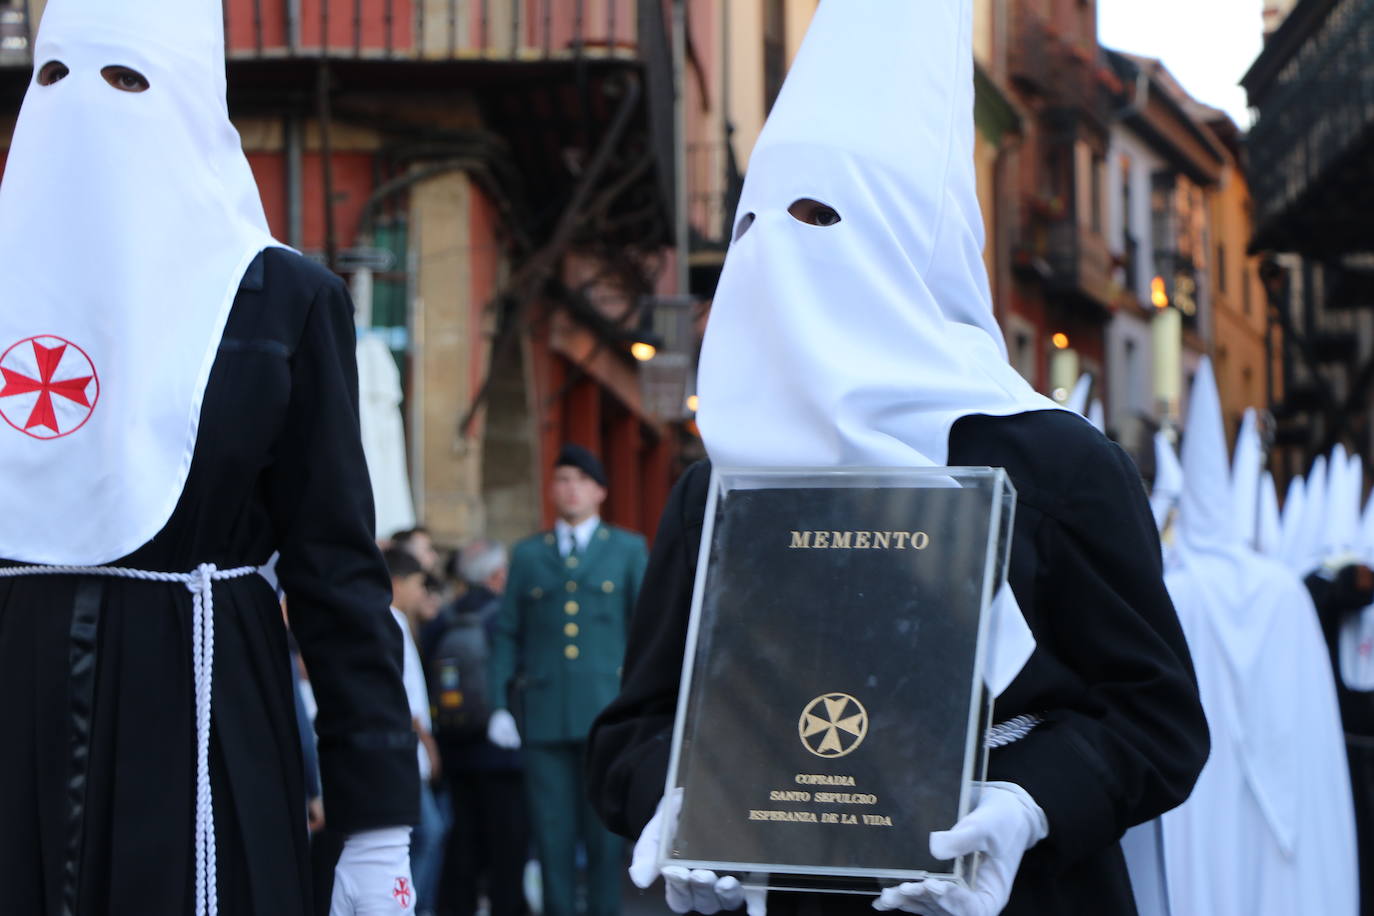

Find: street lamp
1049;332;1078;403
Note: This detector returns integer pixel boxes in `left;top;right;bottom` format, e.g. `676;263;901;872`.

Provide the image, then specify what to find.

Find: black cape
0;249;418;915
587;410;1209;916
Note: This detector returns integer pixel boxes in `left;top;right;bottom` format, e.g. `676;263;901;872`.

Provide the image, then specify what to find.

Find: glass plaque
660;467;1016;895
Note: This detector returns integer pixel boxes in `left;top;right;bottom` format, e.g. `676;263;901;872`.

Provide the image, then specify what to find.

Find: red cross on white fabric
0;335;99;439
392;876;413;909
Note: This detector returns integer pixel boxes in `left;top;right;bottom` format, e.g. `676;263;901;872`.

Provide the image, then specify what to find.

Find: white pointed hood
1322;445;1358;561
1151;430;1184;534
1293;456;1329;574
1087;400;1105;435
0;0;281;565
1280;475;1308;570
696;0;1063;470
1231;408;1263;549
1066;373;1092;417
1257;472;1283;560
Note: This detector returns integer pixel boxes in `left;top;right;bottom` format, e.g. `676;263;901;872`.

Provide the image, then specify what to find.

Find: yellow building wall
1209;161;1275;436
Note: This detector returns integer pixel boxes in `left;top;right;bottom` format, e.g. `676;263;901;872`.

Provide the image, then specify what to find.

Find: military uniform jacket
489;521;648;744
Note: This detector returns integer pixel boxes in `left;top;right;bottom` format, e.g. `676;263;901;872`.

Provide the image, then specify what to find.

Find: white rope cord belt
0;562;258;916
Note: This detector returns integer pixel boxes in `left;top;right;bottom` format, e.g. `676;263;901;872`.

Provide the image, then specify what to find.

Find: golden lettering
854;531;872;549
893;532;910;549
813;531;831;548
813;792;877;805
842;813;859;824
789;531;812;549
830;531;852;548
912;531;930;549
861;814;894;826
747;809;819;823
795;774;857;786
873;532;891;549
769;790;811;802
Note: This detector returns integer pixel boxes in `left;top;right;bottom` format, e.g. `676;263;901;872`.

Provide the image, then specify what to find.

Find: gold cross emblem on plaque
799;693;869;758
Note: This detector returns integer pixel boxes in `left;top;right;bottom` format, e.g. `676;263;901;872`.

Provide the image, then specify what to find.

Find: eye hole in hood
102;66;151;93
733;211;755;242
788;198;842;227
37;61;69;86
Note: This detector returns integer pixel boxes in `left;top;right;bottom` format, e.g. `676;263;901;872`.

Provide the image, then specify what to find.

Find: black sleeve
1306;564;1374;638
990;442;1209;866
265;275;419;832
587;462;708;839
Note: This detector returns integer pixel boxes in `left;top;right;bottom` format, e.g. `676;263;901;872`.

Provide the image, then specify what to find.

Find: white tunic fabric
0;0;280;564
1126;358;1357;916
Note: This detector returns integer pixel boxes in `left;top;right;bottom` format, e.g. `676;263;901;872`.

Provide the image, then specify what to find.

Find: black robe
1306;564;1374;916
586;410;1209;916
0;249;419;915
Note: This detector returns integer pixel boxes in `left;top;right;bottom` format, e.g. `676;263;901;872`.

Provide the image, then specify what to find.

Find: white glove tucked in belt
873;782;1047;916
330;826;416;915
630;788;767;916
487;708;522;750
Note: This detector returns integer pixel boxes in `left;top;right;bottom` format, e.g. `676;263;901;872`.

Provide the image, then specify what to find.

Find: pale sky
1097;0;1265;129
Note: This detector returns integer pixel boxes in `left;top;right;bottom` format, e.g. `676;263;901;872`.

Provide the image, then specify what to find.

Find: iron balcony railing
686;140;742;252
1247;0;1374;245
0;0;643;64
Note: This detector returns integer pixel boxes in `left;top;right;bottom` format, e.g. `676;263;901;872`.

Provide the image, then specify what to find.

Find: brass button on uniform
566;556;579;569
564;600;579;615
601;581;615;594
564;622;580;637
565;581;577;593
565;644;580;660
530;587;544;599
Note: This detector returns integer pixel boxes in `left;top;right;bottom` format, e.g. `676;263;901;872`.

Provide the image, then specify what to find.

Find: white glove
330;826;416;915
630;788;767;916
488;709;521;750
873;782;1047;916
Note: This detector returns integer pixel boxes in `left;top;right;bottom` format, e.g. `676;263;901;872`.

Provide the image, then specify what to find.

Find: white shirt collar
554;516;601;555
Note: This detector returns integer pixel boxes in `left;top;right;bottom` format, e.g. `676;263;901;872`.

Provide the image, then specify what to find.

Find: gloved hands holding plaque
631;789;768;916
873;782;1048;916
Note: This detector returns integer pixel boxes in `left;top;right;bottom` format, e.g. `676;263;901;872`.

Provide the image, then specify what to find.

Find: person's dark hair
390;526;431;547
381;546;424;580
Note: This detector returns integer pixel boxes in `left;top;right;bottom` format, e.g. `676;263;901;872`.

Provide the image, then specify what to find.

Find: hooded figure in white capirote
585;4;1207;916
0;0;419;913
1124;358;1356;916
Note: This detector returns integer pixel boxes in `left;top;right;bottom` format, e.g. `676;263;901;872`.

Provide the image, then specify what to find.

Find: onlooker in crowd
386;547;448;915
487;445;648;916
394;526;442;576
427;540;530;916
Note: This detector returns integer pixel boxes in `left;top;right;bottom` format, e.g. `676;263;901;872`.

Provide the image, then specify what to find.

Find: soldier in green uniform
487;444;648;916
